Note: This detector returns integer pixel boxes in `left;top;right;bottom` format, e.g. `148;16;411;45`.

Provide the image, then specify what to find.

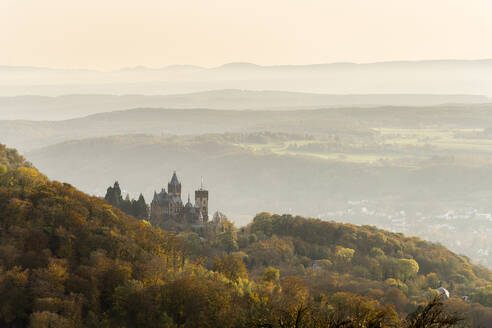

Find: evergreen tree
104;181;123;207
121;194;132;214
133;194;149;220
104;182;148;220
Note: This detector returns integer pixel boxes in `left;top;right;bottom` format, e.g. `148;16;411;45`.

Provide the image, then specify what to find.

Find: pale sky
2;0;492;70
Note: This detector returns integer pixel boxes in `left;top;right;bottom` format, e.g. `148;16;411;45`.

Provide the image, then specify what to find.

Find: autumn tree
405;295;463;328
213;254;248;282
263;267;280;283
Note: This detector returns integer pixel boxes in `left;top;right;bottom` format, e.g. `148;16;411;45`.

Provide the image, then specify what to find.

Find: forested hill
244;213;492;298
1;142;492;327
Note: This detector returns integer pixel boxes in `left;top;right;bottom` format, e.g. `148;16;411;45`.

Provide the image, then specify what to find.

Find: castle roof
153;189;183;206
169;171;180;185
185;194;193;208
171;195;183;205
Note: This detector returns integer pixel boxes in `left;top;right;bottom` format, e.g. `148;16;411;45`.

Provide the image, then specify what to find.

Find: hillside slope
0;143;31;170
2;143;492;326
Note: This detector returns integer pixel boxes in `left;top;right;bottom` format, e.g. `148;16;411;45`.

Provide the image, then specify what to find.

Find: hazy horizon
5;58;492;72
3;0;492;70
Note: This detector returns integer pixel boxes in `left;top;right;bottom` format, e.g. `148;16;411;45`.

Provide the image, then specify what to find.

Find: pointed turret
168;171;182;198
185;193;193;208
170;171;180;185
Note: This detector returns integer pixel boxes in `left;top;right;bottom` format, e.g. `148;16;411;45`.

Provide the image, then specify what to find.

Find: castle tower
168;171;181;198
195;177;208;222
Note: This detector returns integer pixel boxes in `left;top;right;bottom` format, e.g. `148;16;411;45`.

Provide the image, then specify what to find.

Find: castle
150;172;209;227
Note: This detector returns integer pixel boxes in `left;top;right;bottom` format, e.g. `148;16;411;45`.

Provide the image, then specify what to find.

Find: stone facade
150;172;209;227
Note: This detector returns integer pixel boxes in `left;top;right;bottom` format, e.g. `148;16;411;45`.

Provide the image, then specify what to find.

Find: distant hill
0;106;371;150
5;103;492;151
3;59;492;96
1;90;488;120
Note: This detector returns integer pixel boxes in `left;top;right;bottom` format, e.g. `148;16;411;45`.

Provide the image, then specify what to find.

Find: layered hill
2;143;492;326
3;60;492;96
0;106;371;151
1;90;487;121
6;103;492;151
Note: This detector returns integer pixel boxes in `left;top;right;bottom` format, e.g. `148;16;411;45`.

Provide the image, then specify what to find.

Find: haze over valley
4;61;492;272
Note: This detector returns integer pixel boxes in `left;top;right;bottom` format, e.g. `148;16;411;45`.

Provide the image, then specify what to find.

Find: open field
232;127;492;165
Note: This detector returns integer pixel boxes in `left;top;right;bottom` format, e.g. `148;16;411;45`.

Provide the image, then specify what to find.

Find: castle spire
170;171;180;185
168;171;182;198
201;176;204;190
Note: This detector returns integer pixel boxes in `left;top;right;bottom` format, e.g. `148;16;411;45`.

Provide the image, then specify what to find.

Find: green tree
133;194;149;219
216;230;238;253
104;181;123;207
397;259;420;282
335;246;355;264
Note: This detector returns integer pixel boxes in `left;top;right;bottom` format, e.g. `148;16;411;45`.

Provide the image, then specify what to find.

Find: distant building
436;287;450;300
150;172;209;227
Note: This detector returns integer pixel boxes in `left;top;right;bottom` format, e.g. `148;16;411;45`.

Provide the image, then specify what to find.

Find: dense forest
2;143;492;327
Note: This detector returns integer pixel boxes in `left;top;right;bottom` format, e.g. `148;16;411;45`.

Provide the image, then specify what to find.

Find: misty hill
2;142;492;326
1;90;487;120
3;59;492;96
5;103;492;151
0;106;372;151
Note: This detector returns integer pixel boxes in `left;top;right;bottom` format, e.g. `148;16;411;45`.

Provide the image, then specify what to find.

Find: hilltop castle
150;172;209;227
